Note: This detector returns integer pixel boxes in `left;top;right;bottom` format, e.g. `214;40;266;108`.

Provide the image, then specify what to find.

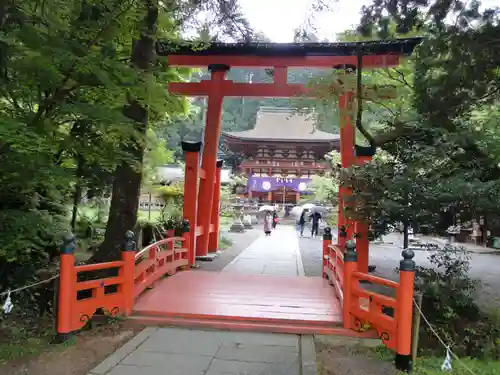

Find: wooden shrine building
222;107;340;204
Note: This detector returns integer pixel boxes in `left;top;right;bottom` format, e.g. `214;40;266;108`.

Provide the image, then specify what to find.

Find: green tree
0;0;257;283
0;0;150;286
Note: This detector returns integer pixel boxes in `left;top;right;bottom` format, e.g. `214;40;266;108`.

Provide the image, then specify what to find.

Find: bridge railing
322;227;415;371
57;227;190;339
134;234;188;299
323;243;344;304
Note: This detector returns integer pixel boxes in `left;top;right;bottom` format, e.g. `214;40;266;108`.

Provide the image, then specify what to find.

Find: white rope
0;274;59;297
413;297;477;375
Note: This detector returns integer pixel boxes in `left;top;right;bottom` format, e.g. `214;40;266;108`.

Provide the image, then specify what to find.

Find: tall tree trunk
403;220;409;250
93;2;158;262
70;155;84;231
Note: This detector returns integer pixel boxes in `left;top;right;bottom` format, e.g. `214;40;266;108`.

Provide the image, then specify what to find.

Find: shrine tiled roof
157;37;423;57
222;108;340;143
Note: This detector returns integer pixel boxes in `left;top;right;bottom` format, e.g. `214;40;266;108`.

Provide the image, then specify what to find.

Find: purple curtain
248;176;312;193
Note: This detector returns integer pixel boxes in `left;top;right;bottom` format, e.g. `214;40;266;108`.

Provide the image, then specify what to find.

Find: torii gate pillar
196;64;229;257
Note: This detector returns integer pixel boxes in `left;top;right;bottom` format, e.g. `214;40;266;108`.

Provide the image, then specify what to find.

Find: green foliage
295;23;500;239
301;175;337;205
411;355;500;375
154;183;184;230
220;184;236;216
414;246;500;359
156;183;184;205
142;129;175;187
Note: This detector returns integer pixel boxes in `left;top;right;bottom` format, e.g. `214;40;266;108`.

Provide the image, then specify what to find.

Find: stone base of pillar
243;215;253;229
229;223;246;233
196;253;219;261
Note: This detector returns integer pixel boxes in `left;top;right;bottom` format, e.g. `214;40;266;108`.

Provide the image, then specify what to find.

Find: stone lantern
242;203;253;229
229;200;246;233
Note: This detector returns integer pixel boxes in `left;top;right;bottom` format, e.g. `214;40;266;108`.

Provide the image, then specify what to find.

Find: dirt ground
0;321;144;375
315;336;396;375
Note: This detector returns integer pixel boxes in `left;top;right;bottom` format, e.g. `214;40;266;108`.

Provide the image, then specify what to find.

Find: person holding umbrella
309;209;323;238
298;209;307;237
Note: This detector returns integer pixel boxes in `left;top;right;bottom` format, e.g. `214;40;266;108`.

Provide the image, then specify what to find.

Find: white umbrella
310;205;327;214
258;205;275;212
291;206;304;218
302;203;316;210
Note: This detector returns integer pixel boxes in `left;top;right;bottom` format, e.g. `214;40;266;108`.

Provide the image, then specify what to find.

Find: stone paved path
197;228;262;272
87;226;318;375
222;226;304;276
87;327;314;375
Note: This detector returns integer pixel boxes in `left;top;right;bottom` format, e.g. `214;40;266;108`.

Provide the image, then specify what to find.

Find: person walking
272;210;278;229
264;212;273;236
298;210;307;237
310;211;322;238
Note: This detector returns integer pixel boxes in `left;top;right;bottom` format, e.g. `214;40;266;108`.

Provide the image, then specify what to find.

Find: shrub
415;245;500;359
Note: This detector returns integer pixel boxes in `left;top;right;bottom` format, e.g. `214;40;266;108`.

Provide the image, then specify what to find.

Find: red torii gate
158;38;422;266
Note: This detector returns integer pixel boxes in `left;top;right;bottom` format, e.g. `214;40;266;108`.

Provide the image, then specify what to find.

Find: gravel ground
194;227;262;272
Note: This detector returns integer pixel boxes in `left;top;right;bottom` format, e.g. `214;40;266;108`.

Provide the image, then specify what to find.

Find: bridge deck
131;227;371;335
133;270;342;333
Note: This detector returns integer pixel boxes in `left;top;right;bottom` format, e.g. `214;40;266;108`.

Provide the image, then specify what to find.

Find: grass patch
349;345;500;374
412;355;500;374
0;320;74;364
220;216;232;226
137;209;162;222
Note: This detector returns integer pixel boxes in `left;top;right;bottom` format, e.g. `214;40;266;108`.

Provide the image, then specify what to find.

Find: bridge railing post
343;240;357;329
57;233;77;340
395;249;416;373
121;230;136;316
322;227;332;277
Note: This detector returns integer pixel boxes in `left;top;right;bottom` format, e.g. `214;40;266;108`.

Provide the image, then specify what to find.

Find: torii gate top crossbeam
157;37;423;68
